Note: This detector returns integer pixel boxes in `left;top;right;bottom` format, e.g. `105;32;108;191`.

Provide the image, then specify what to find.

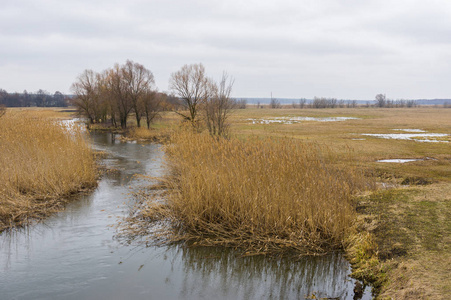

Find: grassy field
0;108;98;231
230;107;450;181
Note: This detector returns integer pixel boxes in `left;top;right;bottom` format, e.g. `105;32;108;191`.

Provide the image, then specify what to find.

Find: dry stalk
0;112;97;231
129;128;370;256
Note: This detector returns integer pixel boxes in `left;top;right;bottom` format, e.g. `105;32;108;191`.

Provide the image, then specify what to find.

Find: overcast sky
1;0;451;99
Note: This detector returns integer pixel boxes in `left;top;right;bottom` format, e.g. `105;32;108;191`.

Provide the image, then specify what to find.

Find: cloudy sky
1;0;451;99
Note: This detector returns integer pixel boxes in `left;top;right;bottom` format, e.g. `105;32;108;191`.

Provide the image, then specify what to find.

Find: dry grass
123;107;450;296
353;184;451;299
119;126;171;143
0;111;97;231
137;128;371;256
230;107;451;182
228;107;451;298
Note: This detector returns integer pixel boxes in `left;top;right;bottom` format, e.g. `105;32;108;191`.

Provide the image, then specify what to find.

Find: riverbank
0;110;98;231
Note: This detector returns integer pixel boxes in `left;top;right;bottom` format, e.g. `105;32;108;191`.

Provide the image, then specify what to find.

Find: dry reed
139;129;369;255
0;112;97;231
118;126;171;143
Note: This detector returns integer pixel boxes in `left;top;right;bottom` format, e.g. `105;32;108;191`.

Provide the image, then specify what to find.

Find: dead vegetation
120;107;450;297
118;126;171;143
127;128;371;256
0;111;98;231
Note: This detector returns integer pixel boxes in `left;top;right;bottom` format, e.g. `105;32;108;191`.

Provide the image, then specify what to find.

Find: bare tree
121;60;155;127
142;90;162;129
204;72;235;137
35;89;49;107
71;70;103;124
375;94;386;108
299;98;307;109
269;98;281;108
104;64;134;129
169;63;212;125
236;99;247;109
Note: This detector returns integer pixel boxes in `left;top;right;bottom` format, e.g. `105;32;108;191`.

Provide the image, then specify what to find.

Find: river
0;131;372;300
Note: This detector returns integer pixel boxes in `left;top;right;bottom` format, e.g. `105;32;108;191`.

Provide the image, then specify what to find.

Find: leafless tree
104;64;134;129
375;94;386;108
299;98;307;109
204;72;235;137
142;90;162;129
71;69;104;124
269;98;281;108
121;60;155;127
169;63;212;125
236;99;247;109
346;100;357;108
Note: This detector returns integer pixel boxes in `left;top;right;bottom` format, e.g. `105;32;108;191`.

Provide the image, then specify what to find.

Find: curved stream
0;132;371;300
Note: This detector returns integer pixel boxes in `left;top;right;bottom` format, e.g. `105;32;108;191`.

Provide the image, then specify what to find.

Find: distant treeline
246;97;451;107
260;97;419;109
0;89;69;107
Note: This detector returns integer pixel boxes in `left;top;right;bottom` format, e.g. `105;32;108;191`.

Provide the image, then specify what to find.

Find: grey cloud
1;0;451;99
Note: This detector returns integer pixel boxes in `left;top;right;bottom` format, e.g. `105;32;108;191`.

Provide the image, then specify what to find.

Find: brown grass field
0;108;97;231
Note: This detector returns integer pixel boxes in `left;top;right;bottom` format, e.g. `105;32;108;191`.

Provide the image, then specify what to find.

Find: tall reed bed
141;129;369;255
0;112;97;231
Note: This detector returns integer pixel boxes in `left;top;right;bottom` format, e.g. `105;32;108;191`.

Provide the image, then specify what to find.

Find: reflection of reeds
142;129;369;255
168;245;355;299
0;112;97;231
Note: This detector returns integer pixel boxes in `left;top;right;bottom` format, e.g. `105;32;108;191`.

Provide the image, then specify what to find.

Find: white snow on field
377;159;422;163
392;129;426;133
362;132;449;143
248;116;359;124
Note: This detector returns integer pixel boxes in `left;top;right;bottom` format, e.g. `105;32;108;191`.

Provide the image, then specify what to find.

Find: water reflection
170;246;363;299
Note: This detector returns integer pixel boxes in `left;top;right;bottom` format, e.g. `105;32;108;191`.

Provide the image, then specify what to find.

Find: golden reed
0;112;97;231
141;129;369;256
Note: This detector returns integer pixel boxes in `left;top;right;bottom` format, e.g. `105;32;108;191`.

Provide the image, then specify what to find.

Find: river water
0;132;371;300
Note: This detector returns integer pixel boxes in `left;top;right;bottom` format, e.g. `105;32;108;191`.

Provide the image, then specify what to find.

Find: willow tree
141;90;163;129
121;60;155;127
105;64;132;129
71;69;104;124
